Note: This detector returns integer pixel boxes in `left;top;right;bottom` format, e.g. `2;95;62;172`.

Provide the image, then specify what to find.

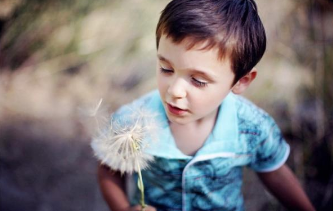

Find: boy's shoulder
231;95;290;171
233;95;272;120
232;94;278;138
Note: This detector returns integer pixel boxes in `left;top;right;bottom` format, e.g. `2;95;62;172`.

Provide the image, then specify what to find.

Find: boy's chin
166;115;191;125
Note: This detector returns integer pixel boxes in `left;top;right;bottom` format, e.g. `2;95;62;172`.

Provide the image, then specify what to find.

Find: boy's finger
133;205;142;211
144;205;157;211
131;205;156;211
141;206;156;211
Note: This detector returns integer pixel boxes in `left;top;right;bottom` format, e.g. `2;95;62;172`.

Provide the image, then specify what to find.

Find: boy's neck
169;108;219;156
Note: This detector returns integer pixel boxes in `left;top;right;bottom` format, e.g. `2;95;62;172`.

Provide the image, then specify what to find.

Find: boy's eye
192;77;208;87
160;67;173;74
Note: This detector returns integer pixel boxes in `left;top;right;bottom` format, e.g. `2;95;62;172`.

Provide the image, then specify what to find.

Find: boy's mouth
166;103;188;116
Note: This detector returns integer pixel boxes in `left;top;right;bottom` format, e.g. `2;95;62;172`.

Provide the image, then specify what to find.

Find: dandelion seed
78;98;103;117
90;98;103;117
91;107;158;174
91;107;158;210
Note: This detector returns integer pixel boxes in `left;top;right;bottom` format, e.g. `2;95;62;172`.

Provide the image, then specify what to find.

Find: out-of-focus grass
0;1;168;211
0;0;332;211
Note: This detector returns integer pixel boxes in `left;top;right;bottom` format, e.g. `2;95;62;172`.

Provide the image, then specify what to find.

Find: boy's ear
232;68;257;94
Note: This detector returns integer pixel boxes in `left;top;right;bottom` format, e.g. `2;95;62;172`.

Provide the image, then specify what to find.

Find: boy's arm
97;164;157;211
257;164;315;211
97;164;131;211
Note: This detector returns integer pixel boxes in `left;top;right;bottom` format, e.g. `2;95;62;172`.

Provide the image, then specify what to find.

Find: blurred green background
0;0;332;210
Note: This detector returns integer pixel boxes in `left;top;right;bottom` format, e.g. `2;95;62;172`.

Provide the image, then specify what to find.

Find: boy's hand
127;205;156;211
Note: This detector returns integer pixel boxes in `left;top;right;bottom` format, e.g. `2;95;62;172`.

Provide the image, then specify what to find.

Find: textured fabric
111;90;290;211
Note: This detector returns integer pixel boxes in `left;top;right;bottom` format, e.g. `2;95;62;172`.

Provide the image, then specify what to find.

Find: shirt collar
144;90;239;159
196;92;240;156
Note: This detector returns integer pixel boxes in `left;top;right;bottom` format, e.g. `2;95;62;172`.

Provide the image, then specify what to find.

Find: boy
95;0;315;210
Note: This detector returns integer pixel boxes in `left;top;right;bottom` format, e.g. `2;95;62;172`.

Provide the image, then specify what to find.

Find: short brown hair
156;0;266;84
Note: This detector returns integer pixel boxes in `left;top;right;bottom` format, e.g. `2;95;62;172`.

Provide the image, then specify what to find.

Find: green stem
132;141;146;210
137;163;146;210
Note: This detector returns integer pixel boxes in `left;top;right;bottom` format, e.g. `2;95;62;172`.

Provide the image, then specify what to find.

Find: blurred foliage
0;0;332;211
0;0;108;68
262;1;333;210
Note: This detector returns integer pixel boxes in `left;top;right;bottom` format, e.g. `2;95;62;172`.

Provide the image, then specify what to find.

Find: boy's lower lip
167;103;187;116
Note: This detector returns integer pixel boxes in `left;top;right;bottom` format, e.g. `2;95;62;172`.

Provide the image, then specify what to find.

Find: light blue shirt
111;90;290;211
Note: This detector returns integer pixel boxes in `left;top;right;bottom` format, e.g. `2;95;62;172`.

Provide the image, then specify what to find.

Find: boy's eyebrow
157;54;216;80
157;54;174;66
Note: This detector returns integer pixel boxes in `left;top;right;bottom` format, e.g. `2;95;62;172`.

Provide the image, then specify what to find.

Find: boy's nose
167;78;187;99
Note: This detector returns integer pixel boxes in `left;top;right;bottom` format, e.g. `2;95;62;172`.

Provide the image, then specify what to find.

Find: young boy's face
156;35;235;125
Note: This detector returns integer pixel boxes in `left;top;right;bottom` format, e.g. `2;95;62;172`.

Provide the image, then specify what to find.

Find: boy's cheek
157;76;168;93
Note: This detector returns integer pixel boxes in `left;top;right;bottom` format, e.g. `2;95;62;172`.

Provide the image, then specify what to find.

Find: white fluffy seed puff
91;108;157;174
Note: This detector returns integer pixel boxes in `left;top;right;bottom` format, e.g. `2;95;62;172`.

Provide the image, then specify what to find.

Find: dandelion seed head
91;106;159;174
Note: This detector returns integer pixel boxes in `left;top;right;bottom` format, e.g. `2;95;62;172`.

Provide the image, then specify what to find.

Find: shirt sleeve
248;118;290;172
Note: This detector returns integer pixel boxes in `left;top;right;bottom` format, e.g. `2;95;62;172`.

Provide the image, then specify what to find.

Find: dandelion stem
132;141;146;211
137;162;146;210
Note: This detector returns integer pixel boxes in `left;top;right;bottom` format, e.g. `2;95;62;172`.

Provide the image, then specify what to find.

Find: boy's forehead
159;35;231;63
157;35;233;76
